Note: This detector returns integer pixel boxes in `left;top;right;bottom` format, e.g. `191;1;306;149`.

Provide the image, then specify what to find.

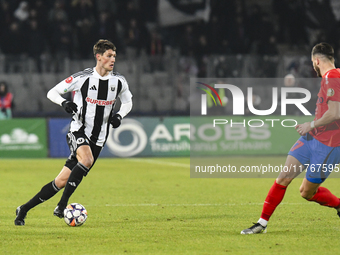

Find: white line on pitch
3;202;310;209
128;158;189;168
104;202;309;207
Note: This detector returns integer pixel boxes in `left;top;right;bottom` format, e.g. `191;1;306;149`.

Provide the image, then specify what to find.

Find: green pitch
1;157;340;254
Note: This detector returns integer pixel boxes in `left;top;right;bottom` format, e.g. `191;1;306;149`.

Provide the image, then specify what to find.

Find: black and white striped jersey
48;67;133;147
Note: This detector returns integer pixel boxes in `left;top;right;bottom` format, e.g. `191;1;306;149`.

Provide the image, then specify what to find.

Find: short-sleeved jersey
53;67;132;147
310;68;340;147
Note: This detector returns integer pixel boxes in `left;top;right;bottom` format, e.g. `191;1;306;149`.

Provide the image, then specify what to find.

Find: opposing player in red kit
241;42;340;234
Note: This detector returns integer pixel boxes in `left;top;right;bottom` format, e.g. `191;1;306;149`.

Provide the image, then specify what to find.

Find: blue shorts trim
288;133;340;184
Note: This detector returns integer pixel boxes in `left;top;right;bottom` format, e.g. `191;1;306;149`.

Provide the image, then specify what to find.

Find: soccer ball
64;203;88;227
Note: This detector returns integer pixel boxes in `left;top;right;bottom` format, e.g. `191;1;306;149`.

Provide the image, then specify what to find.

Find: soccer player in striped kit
15;39;133;225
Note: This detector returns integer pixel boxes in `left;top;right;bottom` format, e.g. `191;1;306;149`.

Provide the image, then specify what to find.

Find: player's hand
62;100;78;114
110;114;122;128
295;122;313;136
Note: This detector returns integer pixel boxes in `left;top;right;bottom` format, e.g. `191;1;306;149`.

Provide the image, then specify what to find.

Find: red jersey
310;68;340;147
0;92;13;109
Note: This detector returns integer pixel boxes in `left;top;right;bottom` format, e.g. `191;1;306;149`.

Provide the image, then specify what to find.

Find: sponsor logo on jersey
76;138;85;144
111;86;115;92
90;85;97;90
327;88;335;97
86;97;116;106
65;76;73;83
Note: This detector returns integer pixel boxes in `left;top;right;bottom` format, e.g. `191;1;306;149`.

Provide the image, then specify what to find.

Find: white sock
258;218;268;227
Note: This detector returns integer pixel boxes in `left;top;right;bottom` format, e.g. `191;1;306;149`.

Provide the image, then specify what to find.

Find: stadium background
4;2;340;254
1;0;340;158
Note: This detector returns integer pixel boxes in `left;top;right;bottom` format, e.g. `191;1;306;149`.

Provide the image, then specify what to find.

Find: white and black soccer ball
64;203;88;227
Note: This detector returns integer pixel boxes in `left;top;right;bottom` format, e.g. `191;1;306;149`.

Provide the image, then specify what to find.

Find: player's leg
54;144;93;217
299;177;320;200
54;166;72;188
306;181;340;210
241;155;304;234
54;132;104;218
14;166;71;226
301;145;340;211
261;155;304;220
241;135;311;234
53;131;93;217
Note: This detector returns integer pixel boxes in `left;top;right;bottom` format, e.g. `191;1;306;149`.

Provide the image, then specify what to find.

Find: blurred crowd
0;0;340;73
1;0;339;116
0;0;158;72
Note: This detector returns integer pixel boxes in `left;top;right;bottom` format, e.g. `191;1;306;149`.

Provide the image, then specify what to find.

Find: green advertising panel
190;116;312;156
0;118;48;158
105;115;307;157
190;115;318;178
0;116;310;158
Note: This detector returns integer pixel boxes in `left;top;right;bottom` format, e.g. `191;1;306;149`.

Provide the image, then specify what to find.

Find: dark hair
312;42;334;61
0;81;8;96
93;39;116;57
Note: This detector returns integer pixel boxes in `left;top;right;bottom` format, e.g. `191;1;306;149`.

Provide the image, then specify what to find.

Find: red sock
308;187;340;208
260;181;287;221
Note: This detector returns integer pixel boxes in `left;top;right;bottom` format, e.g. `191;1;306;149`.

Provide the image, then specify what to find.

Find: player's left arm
116;77;133;118
117;100;133;118
110;78;133;128
297;73;340;135
296;100;340;135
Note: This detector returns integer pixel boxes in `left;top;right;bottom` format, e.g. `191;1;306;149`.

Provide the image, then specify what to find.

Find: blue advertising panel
48;118;70;157
48;117;190;158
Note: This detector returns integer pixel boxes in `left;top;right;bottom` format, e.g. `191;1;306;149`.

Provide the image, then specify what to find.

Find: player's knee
300;191;313;200
54;177;67;189
80;156;94;169
299;187;313;200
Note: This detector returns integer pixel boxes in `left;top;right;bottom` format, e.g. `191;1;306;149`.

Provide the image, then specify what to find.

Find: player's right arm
47;75;79;113
313;100;340;127
47;75;77;105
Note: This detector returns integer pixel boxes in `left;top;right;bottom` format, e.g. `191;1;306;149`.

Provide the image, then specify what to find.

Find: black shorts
64;131;102;175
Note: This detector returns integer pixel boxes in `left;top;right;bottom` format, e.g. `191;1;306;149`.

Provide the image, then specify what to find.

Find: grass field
2;157;340;254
